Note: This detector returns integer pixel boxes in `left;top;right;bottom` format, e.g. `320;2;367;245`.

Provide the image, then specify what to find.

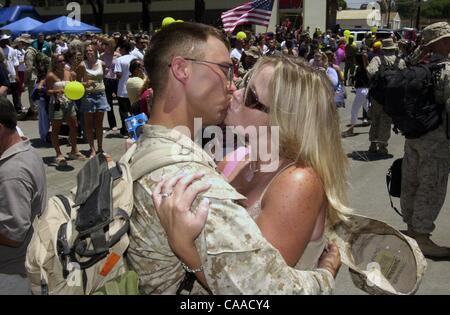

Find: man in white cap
0;33;22;115
401;22;450;259
367;38;406;155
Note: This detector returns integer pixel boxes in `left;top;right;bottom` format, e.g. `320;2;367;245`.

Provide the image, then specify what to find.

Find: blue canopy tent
0;17;43;37
31;16;102;35
0;5;40;27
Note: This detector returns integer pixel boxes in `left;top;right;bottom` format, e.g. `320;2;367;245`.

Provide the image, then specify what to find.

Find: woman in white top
152;56;348;285
46;54;86;166
77;44;110;157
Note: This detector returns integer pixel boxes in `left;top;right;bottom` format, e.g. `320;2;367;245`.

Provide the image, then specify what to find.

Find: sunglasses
183;58;234;88
243;74;269;113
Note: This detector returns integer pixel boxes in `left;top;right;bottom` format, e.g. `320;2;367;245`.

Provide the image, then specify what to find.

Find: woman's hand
318;243;342;278
151;172;212;254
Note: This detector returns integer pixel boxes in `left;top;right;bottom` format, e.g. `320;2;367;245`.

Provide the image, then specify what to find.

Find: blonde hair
248;56;351;226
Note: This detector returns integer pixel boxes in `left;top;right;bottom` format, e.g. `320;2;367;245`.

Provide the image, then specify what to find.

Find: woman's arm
256;166;326;267
45;73;61;95
151;173;211;290
153;172;341;290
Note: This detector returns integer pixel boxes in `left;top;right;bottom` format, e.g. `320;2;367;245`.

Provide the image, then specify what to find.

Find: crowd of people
0;30;152;166
0;19;450;295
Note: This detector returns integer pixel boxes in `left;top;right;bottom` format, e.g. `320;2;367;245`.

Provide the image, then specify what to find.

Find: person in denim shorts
77;44;111;157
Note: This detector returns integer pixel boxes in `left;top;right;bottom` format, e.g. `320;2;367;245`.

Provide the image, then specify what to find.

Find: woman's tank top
85;60;105;93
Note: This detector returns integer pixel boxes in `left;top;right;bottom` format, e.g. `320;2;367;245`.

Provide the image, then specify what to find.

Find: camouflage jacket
126;125;335;295
24;46;37;83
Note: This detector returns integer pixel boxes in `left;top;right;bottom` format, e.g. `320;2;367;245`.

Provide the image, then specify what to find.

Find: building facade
10;0;326;33
337;9;402;29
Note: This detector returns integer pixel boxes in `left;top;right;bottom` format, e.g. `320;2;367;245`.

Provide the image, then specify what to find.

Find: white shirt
55;42;68;55
131;47;144;60
114;54;136;98
16;48;26;72
3;45;19;83
230;48;243;61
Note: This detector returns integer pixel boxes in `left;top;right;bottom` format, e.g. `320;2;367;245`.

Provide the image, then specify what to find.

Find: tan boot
408;230;450;259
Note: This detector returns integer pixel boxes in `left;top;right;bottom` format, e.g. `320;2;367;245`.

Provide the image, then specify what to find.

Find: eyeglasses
183;58;234;87
244;84;269;114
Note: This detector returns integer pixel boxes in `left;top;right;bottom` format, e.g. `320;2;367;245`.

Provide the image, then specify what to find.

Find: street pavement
14;87;450;295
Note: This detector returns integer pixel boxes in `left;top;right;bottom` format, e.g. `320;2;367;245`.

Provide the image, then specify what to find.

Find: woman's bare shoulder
263;165;325;212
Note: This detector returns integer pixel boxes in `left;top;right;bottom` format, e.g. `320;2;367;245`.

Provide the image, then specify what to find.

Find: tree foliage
421;0;450;19
395;0;417;19
338;0;347;10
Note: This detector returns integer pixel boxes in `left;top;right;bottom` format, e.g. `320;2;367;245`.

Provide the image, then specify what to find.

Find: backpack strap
393;57;401;70
124;143;214;182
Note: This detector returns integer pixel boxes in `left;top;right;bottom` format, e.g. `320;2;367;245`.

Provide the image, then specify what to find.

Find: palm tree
326;0;338;31
142;0;151;32
87;0;104;29
195;0;205;23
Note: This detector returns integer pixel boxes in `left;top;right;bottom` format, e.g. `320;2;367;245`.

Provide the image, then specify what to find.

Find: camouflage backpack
25;145;155;295
34;49;51;81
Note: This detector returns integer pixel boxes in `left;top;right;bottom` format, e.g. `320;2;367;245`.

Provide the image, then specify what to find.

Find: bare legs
84;112;106;157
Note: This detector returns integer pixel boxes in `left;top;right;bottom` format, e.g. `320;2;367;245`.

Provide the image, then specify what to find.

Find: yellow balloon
64;81;85;101
344;30;351;36
371;26;378;34
236;31;247;41
175;20;184;23
162;17;175;28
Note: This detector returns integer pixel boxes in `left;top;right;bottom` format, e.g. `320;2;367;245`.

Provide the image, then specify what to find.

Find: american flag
221;0;274;33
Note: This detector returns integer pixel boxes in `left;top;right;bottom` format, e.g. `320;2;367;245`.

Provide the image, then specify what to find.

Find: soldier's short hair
0;97;17;130
144;22;229;100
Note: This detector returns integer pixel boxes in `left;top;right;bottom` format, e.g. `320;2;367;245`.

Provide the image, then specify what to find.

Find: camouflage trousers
26;79;38;113
400;127;450;234
368;100;392;148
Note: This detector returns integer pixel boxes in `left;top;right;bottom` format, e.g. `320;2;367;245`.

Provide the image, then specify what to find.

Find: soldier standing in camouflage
367;38;406;155
126;22;341;295
401;22;450;259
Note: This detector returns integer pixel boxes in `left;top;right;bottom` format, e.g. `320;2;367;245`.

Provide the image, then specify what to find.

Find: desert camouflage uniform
367;52;406;150
401;54;450;234
24;46;38;113
126;125;335;295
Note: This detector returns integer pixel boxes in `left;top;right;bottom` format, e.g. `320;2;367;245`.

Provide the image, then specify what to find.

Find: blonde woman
77;44;110;157
152;56;347;284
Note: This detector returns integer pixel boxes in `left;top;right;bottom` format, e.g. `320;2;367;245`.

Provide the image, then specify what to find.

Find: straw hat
19;33;33;44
